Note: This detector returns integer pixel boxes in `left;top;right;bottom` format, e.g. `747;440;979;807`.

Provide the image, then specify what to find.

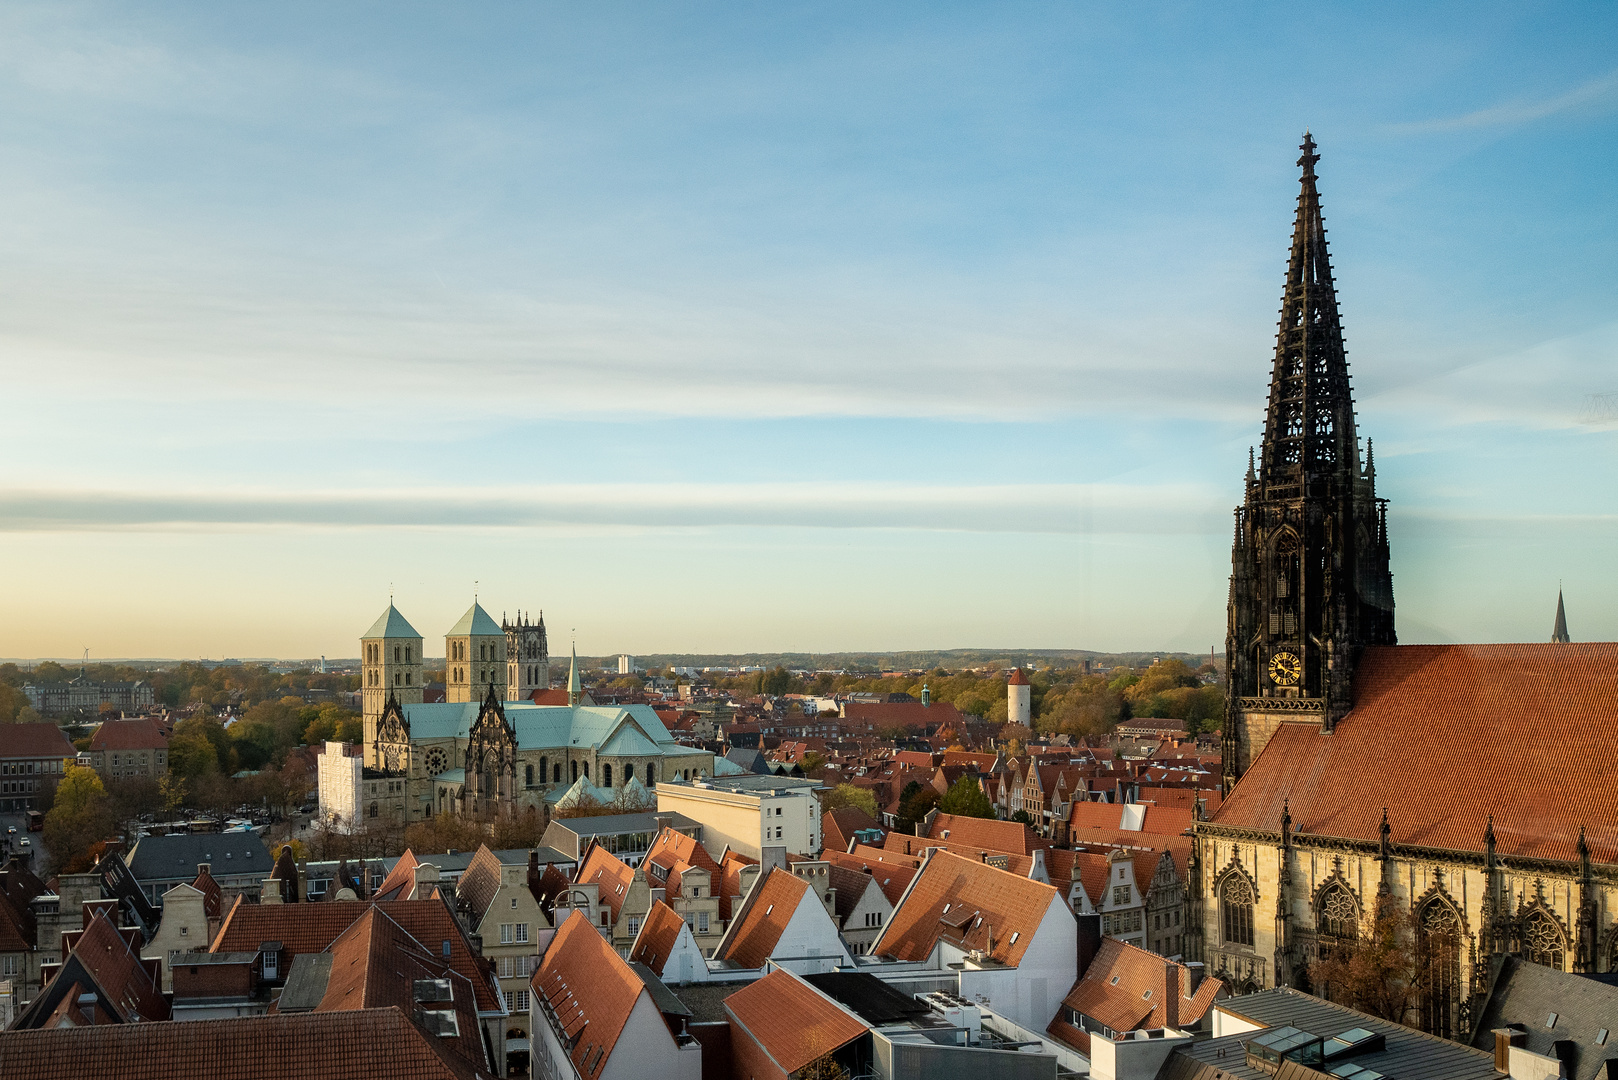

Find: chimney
1494;1027;1527;1073
1075;911;1102;978
1181;961;1204;1000
1161;960;1180;1031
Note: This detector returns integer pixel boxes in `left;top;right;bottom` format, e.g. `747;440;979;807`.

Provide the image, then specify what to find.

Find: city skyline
2;3;1615;658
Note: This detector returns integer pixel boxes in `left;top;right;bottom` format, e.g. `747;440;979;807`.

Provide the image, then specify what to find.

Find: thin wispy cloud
1390;66;1618;133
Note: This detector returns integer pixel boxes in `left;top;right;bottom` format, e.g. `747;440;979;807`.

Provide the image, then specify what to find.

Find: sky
1;2;1615;661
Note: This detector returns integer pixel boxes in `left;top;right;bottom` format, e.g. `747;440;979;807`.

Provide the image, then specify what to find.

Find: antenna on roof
474;580;479;602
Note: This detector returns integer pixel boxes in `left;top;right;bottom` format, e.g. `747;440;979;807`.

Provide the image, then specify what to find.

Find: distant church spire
567;642;582;707
1223;136;1396;792
1552;589;1571;643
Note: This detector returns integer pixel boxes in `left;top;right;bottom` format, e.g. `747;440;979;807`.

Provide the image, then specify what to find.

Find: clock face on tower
1268;651;1302;686
425;748;448;776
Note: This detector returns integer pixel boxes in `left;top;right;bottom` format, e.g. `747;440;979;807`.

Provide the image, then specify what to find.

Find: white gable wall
956;896;1076;1033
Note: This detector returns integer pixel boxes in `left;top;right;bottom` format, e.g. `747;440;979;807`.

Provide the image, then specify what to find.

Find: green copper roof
363;604;422;641
447;602;502;638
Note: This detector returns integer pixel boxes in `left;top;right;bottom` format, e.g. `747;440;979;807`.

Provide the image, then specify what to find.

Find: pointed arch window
525;764;534;787
1419;899;1462;1038
602;764;613;789
1523;908;1566;971
1317;883;1357;940
1221;874;1255;947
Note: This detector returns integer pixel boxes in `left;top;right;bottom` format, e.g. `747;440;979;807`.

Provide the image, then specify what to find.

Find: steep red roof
726;968;868;1074
191;865;223;919
1217;643;1618;863
575;844;636;925
628;900;687;974
61;911;168;1023
642;827;719;900
531;912;651;1080
925;813;1048;856
824;849;917;907
1007;668;1030;686
372;849;422;902
717;849;758;921
1047;937;1225;1049
453;846;504;923
822;806;879;855
1;723;76;760
718;868;810;968
528;688;571;706
88;718;169;752
842;701;963;730
874;850;1061;967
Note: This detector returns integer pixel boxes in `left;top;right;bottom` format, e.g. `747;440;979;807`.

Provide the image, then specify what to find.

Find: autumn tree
938;776;995;819
821;784;878;820
1306;892;1455;1027
44;766;116;873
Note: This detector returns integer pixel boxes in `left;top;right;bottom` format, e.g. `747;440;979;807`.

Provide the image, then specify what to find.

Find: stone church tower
445;601;508;704
1223;135;1395;791
504;610;549;701
360;603;423;751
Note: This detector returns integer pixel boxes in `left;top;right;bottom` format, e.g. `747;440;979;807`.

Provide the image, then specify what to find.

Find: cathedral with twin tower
356;600;712;822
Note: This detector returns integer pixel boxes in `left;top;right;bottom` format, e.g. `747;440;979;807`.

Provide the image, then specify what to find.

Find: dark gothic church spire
1223;136;1396;792
1552;589;1570;643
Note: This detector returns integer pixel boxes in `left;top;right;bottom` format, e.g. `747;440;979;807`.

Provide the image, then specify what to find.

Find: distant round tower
1007;667;1031;726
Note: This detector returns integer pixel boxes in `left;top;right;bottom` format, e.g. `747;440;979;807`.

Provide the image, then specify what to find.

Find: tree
1011;809;1034;826
760;666;793;697
404;813;491;855
799;1053;850;1080
895;782;939;836
158;775;187;815
1306;891;1452;1025
43;766;116;873
800;752;827;778
821;784;878;820
939;776;996;819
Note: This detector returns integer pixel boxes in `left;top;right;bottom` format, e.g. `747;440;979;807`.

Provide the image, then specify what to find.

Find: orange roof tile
1049;937;1225;1044
575;844;636;925
531;912;650;1080
925;813;1048;856
824;849;917;907
88;718;168;752
0;1008;490;1080
629;900;687;974
725;968;868;1074
1008;668;1031;686
642;827;719;900
874;850;1061;967
718;868;809;968
717;849;758;921
371;849;422;902
1216;644;1618;863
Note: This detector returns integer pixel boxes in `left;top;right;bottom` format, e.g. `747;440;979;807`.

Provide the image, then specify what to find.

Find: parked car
18;838;31;850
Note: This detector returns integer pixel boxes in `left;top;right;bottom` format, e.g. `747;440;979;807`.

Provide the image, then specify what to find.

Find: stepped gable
1215;643;1618;864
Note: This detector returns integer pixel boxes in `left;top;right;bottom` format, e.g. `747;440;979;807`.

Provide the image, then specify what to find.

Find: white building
871;849;1077;1034
315;740;364;831
655;775;822;862
618;654;639;675
1008;668;1032;726
713;867;854;975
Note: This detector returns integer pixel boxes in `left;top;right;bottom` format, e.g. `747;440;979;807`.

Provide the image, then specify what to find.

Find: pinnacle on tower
1552;589;1571;643
567;644;582;707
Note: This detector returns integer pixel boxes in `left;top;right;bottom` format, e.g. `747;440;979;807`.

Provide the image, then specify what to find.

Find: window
1523;908;1566;971
625;917;641;938
1317;883;1358;940
602;765;612;788
506;988;530;1012
511;897;518;909
516;923;528;943
262;949;281;980
697;912;709;934
0;957;18;976
500;924;514;945
500;956;514;978
1221;874;1255;947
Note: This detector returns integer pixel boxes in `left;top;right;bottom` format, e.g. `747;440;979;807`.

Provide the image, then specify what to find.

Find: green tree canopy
821;783;878;820
938;776;995;819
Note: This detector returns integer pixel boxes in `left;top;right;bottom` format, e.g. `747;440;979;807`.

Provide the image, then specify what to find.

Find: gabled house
454;845;548;1017
529;910;702;1080
574;842;653;957
1046;937;1225;1055
628;900;709;985
725;967;871;1080
713;867;853;975
14;909;169;1028
141;864;224;990
639;827;723;955
825;861;891;954
871;849;1076;1032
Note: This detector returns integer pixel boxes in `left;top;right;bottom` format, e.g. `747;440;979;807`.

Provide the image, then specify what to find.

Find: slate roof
531;911;651;1080
873;850;1061;967
725;968;869;1074
0;723;76;760
1162;987;1497;1080
0;1008;490;1080
1469;954;1618;1080
400;701;683;758
445;603;502;638
125;833;270;882
1216;644;1618;863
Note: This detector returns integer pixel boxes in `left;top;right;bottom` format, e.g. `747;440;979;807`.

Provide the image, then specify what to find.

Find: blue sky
1;2;1614;659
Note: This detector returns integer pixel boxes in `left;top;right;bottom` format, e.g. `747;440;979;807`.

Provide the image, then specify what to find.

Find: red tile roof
1047;937;1225;1046
823;849;917;907
88;718;169;752
1217;644;1618;863
717;849;758;921
0;1008;490;1080
191;865;223;919
59;911;168;1023
575;844;636;925
528;688;571;706
874;850;1062;967
822;806;879;854
531;912;651;1080
725;968;868;1074
718;868;810;968
1008;668;1030;686
372;849;422;902
925;813;1048;856
453;846;504;923
841;701;963;730
642;827;719;900
628;900;687;974
1;723;76;760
